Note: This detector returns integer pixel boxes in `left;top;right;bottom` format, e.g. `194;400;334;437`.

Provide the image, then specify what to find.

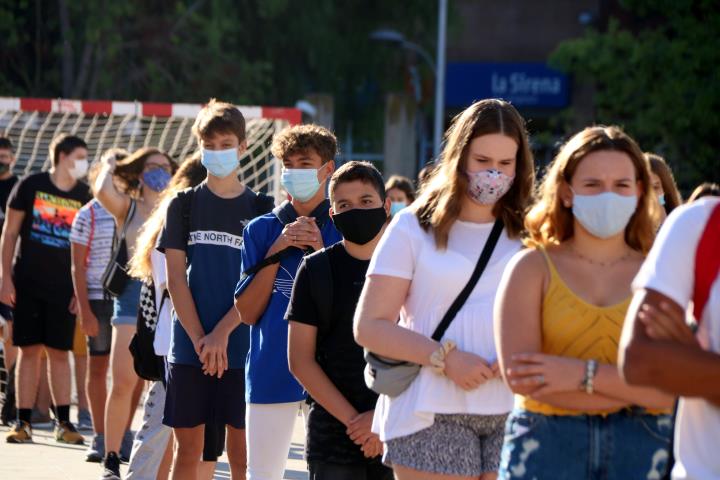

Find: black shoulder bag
101;200;137;297
129;281;169;381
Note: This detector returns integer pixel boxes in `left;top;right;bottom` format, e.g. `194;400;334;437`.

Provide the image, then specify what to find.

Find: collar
272;199;332;227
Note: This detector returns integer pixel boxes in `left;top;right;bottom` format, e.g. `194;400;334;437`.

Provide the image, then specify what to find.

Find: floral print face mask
466;168;515;205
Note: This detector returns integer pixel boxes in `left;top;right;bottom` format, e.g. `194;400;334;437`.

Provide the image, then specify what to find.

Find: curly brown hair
271;124;337;163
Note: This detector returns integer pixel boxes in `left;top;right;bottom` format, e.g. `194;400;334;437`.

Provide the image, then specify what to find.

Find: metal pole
433;0;448;161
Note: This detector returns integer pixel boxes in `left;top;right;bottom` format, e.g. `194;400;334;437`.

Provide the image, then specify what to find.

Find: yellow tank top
518;247;631;416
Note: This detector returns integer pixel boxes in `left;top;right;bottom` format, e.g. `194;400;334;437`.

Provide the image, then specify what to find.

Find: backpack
129;281;169;381
692;201;720;324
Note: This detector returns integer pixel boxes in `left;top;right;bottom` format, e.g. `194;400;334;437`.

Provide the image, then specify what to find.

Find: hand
507;353;584;397
101;151;118;168
0;278;15;307
79;308;100;337
444;349;494;391
490;361;502;379
269;217;323;255
639;301;698;346
68;296;78;315
198;328;229;378
361;434;383;458
346;410;375;446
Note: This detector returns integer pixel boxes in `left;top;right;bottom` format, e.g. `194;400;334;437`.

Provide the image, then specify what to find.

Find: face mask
467;169;514;205
0;163;10;175
68;159;89;180
142;168;172;192
390;202;407;216
571;191;638;239
332;206;388;245
281;168;323;202
201;148;239;178
658;194;666;207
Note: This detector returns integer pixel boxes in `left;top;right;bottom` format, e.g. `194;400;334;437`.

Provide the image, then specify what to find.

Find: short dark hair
271;124;337;163
329;161;386;203
49;134;87;167
0;137;13;151
192;98;246;143
385;175;416;203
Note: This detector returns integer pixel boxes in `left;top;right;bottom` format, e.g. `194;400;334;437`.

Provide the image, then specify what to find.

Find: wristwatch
581;359;598;394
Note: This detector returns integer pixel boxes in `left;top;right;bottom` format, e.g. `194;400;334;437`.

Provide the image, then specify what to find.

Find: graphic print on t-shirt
273;264;295;299
31;191;82;248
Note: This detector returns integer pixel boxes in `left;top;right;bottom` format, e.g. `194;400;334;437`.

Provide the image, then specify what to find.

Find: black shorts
87;300;114;356
203;420;226;462
163;363;246;431
12;287;75;351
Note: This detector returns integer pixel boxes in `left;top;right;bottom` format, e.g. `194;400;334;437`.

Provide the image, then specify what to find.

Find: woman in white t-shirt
354;99;535;480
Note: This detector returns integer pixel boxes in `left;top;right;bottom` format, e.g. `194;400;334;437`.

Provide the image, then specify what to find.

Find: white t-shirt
632;197;720;480
69;200;115;300
151;249;172;357
367;209;521;441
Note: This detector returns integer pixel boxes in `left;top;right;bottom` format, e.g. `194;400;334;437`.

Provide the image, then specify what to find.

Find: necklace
569;244;633;267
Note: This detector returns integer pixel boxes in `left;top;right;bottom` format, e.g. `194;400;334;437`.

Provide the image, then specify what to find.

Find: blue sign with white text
445;62;569;108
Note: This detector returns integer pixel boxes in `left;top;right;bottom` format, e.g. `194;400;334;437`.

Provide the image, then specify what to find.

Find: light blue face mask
658;194;666;207
390;202;407;216
281;167;323;202
571;191;638;239
201;148;239;178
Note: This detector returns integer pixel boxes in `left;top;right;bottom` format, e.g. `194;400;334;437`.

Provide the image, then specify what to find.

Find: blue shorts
112;279;142;326
163;363;246;430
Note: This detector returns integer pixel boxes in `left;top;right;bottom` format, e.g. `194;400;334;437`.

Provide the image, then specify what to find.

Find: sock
17;408;32;425
56;405;70;423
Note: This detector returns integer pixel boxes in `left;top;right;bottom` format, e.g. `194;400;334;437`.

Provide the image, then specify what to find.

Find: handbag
364;219;504;397
101;200;137;297
129;281;168;381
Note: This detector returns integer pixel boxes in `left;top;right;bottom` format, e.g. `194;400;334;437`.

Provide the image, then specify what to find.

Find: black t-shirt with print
0;175;19;227
285;242;382;465
8;172;91;299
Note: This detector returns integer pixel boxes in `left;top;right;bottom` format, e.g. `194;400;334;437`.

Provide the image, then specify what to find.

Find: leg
104;324;139;454
2;321;17;372
246;402;301;480
197;461;216;480
157;435;174;480
87;354;109;434
172;425;205;480
45;346;72;410
73;352;89;412
126;377;145;431
126;381;173;480
226;425;247;480
35;356;52;417
15;345;42;411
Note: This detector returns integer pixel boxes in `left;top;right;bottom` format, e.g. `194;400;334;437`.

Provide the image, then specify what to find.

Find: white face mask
571;190;638;239
69;159;89;180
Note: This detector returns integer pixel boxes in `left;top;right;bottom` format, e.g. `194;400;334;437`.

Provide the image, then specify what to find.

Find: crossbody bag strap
116;199;137;245
85;203;96;267
431;218;504;341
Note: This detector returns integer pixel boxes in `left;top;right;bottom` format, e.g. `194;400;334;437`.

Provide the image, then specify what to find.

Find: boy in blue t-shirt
234;124;342;479
157;99;274;479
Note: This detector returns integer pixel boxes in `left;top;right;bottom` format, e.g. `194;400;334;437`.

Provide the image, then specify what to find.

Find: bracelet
581;359;598;394
430;340;457;375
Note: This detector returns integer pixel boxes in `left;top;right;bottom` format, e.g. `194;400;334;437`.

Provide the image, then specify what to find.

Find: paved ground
0;406;309;479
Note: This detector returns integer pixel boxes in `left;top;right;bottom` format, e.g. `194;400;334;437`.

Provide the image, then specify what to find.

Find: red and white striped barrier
0;97;301;125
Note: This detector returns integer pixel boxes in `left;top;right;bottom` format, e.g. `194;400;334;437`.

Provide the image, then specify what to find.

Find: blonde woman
354;99;535;480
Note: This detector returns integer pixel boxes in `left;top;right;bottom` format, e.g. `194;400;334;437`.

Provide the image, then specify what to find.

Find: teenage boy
235;124;342;480
2;133;91;444
158;99;274;480
287;161;393;480
620;197;720;480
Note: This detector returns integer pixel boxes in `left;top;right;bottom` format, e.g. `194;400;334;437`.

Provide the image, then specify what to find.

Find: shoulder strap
177;188;195;244
431;219;504;341
693;202;720;324
85;203;96;267
254;192;275;217
118;199;136;241
305;250;333;338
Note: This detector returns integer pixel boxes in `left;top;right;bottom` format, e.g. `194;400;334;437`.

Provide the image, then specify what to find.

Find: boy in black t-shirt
2;134;91;445
286;161;393;480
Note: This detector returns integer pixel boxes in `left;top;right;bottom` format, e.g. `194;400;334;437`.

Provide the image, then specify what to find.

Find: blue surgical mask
571;190;638;239
390;201;407;216
201;148;239;178
658;194;666;207
142;168;171;192
281;168;323;202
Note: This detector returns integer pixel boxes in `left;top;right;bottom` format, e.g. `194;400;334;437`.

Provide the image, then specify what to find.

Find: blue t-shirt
157;183;273;368
235;200;342;404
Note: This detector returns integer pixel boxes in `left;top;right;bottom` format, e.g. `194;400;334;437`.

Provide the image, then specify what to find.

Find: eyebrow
473;154;515;162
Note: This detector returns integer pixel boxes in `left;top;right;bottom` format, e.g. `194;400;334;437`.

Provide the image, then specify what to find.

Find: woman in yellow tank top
494;126;674;480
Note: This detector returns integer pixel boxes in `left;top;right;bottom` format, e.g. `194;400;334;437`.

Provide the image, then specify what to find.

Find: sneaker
31;408;53;428
119;429;134;462
85;433;105;463
77;408;93;431
100;451;121;480
5;420;32;443
54;420;85;445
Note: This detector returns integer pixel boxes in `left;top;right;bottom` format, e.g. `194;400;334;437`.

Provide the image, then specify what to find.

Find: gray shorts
87;300;114;356
384;413;508;476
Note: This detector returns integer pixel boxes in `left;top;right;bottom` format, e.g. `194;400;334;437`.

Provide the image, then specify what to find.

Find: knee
88;358;109;378
19;345;43;359
45;347;70;364
175;438;203;463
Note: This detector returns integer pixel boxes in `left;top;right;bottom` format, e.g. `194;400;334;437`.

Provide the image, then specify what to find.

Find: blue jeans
498;408;672;480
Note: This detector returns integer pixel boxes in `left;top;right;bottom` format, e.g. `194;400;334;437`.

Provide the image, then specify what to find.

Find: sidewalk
0;406;308;479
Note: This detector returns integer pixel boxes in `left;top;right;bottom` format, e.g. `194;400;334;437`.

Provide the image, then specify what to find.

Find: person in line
70;149;128;461
385;175;416;216
235;124;342;480
354;99;535;480
2;133;91;444
495;126;674;479
647;153;682;222
287;161;393;480
620;196;720;479
95;146;177;478
159;99;274;480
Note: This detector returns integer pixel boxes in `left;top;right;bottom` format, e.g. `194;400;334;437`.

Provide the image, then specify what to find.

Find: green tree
549;0;720;190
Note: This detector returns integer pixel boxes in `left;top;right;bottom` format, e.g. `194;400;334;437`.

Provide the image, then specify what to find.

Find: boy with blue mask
235;124;342;480
157;99;274;480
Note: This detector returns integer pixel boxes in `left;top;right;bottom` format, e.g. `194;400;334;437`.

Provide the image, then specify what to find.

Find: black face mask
331;206;388;245
0;164;10;175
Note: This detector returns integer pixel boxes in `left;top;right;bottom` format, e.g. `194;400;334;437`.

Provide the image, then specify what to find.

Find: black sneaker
100;451;121;480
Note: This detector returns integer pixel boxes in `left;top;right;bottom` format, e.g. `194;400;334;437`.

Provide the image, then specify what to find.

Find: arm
0;208;23;306
94;160;130;222
620;288;720;403
234;262;280;326
165;248;205;354
70;242;99;337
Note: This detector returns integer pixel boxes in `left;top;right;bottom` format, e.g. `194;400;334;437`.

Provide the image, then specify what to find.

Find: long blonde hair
128;153;206;281
414;99;535;248
525;125;659;253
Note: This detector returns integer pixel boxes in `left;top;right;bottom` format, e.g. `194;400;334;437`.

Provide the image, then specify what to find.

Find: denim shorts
112;279;142;326
498;408;672;480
